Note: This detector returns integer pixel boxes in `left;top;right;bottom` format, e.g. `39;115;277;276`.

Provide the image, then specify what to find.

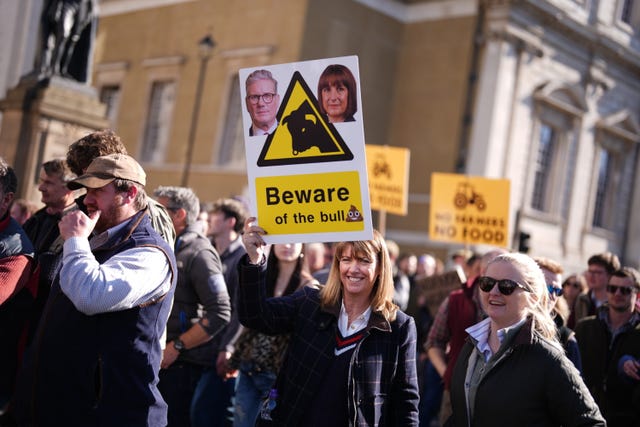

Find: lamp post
181;34;216;187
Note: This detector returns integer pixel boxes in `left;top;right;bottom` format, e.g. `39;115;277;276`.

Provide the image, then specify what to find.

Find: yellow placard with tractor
429;173;510;246
366;145;410;216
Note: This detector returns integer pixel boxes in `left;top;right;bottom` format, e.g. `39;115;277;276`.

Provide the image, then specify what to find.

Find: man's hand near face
59;210;101;240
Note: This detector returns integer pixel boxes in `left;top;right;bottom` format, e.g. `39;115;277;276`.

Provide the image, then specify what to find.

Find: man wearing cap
15;154;177;427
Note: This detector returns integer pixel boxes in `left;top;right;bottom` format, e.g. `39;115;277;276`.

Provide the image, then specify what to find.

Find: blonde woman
447;253;604;426
239;219;419;426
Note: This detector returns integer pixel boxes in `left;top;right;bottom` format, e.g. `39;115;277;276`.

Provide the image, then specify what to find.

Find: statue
36;0;96;83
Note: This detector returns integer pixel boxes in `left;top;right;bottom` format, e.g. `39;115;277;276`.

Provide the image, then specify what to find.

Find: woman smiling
238;219;419;426
446;252;604;427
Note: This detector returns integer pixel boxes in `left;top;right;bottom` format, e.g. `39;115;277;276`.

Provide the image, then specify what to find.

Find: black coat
238;256;420;426
448;318;605;427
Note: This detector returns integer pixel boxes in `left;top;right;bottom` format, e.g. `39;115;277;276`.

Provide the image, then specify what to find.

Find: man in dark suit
245;69;279;136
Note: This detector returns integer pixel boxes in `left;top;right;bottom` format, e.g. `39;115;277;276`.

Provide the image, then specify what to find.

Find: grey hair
245;69;278;92
153;186;200;225
42;158;77;183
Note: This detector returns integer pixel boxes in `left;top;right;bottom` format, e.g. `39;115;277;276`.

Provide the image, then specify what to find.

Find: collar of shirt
89;217;133;250
466;316;527;362
338;302;371;337
251;121;277;136
599;306;640;338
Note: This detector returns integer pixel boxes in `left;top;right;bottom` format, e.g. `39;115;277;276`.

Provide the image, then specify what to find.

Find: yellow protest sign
366;145;410;215
255;171;365;235
429;173;510;246
240;55;373;244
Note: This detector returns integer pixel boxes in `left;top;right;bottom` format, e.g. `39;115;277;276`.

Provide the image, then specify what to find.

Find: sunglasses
547;285;563;297
606;285;636;296
477;276;532;296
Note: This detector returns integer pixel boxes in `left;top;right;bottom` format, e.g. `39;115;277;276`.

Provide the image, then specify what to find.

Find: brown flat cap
68;154;146;190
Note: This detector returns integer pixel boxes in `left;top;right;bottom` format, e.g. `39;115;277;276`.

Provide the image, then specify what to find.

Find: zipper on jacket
93;355;104;408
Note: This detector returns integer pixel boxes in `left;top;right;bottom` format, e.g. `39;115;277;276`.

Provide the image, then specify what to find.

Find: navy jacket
238;256;419;427
16;211;177;427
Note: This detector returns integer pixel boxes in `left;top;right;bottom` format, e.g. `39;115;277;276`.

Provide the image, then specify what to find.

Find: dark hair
317;64;357;120
210;198;248;233
587;252;620;275
611;267;640;291
67;130;128;176
265;244;310;298
0;157;18;195
466;253;482;268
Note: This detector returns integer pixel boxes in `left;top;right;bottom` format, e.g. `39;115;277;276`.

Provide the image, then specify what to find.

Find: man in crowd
573;252;620;325
66;129;175;245
0;158;35;418
9;199;36;225
534;256;582;370
188;197;249;427
245;69;280;136
22;158;78;326
386;239;410;311
154;187;231;427
15;153;177;425
575;267;640;426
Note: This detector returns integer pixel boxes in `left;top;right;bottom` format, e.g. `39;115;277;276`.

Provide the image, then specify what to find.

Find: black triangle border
257;71;354;167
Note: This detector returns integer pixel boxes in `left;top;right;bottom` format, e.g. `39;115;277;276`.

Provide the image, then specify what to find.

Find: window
618;0;640;29
216;75;246;168
592;149;613;228
531;123;557;211
591;136;635;231
591;111;640;233
529;82;587;219
141;80;176;163
99;85;121;128
621;0;634;23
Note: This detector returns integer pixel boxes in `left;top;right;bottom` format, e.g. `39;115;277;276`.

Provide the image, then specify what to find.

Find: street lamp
181;34;216;187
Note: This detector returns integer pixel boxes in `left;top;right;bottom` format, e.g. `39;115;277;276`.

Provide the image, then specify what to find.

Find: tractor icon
454;182;486;211
373;155;391;179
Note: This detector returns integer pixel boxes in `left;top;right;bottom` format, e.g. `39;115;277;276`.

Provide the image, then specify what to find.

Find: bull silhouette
282;101;339;155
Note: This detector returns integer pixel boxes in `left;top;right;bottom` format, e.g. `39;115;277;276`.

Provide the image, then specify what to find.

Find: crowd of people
0;128;638;426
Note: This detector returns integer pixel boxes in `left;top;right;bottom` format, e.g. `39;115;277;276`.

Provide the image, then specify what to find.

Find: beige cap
68;154;146;190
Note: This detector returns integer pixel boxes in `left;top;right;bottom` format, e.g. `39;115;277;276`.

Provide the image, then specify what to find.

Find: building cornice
353;0;476;23
516;0;640;72
99;0;196;17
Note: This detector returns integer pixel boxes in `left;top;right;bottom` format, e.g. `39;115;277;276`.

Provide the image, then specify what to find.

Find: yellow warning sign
257;71;354;166
255;171;365;234
429;173;510;246
366;145;410;215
